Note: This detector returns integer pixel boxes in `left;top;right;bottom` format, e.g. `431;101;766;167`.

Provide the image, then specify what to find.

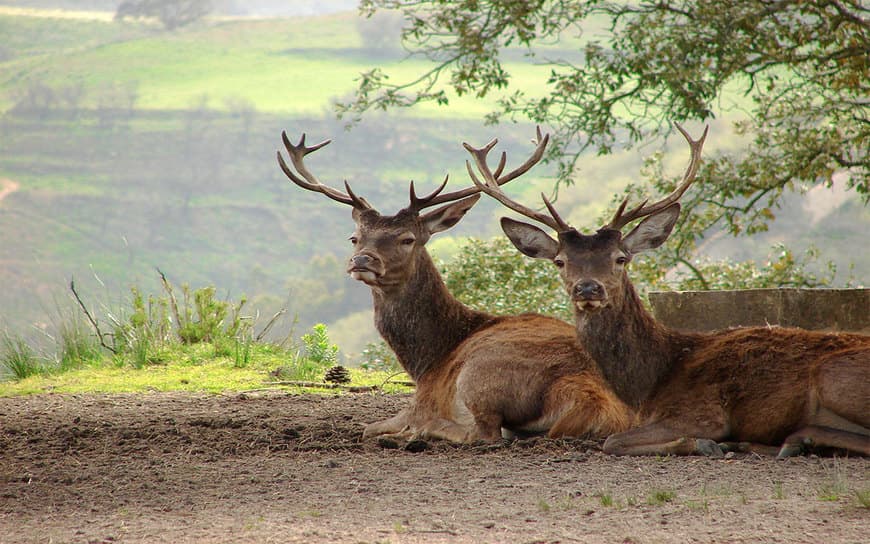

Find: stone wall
648;288;870;334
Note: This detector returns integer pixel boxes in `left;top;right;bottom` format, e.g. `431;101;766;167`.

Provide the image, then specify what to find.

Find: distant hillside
0;7;866;360
0;1;357;16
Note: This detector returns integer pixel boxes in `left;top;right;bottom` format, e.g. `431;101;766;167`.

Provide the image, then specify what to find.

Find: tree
340;1;869;286
115;0;213;30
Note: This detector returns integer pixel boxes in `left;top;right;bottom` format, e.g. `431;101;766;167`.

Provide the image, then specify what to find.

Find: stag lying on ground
467;124;870;457
276;130;632;443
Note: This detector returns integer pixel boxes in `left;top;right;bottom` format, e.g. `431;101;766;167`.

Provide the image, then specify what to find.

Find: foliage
631;244;841;293
115;0;213;30
0;278;413;396
439;236;840;314
358;340;401;374
55;312;103;371
343;0;869;287
441;237;570;319
175;285;248;345
0;331;43;380
301;323;340;368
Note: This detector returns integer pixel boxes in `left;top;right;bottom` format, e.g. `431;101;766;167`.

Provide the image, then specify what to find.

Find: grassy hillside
0;7;866;362
0;7;558;116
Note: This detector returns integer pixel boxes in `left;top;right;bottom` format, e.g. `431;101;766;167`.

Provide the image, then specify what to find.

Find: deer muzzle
571;280;608;311
347;253;381;284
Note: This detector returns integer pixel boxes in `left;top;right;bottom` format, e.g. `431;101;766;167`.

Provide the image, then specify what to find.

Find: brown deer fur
277;132;632;444
475;125;870;457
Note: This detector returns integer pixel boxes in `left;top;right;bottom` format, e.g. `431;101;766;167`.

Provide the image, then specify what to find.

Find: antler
277;131;371;210
463;126;569;231
404;126;548;213
604;123;708;231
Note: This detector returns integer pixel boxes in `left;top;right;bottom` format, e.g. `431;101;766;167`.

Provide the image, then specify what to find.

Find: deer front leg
414;418;497;444
603;420;729;457
362;407;413;440
777;425;870;458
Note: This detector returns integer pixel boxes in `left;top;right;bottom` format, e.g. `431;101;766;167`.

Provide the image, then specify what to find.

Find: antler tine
408;176;450;211
605;123;708;231
277;131;370;209
496;126;549;184
541;193;572;231
458;126;562;230
465;159;562;231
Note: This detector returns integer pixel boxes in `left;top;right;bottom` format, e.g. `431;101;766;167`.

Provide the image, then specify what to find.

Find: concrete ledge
648;288;870;334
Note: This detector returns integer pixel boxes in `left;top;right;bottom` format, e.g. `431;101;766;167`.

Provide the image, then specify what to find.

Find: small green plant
0;331;42;380
232;330;253;368
772;481;785;500
56;313;102;371
685;499;709;512
818;460;848;502
647;489;676;506
537;499;551;513
854;490;870;509
301;323;339;367
597;492;614;507
176;285;245;344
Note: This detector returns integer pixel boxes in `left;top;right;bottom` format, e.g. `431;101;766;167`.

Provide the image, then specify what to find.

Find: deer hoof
776;442;806;459
377;436;401;450
404;439;429;453
695;439;725;458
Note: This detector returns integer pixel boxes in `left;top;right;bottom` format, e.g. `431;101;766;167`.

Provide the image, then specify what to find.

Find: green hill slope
0;7;866;360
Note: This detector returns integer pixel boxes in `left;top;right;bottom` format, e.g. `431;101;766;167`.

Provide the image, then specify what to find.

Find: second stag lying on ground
467;124;870;457
277;129;631;443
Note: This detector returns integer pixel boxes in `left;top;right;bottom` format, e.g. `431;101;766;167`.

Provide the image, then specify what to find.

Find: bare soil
1;391;867;543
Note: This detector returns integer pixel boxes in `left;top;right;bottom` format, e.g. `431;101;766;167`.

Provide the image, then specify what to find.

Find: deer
465;124;870;457
276;129;632;444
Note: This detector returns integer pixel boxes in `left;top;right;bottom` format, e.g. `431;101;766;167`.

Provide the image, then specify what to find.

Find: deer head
467;124;707;312
277;129;549;293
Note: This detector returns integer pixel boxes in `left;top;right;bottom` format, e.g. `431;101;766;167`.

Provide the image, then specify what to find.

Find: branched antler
464;127;568;230
277;131;371;210
604;123;708;231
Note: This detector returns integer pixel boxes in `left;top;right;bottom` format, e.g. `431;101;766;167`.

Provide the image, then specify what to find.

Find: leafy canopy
341;1;868;286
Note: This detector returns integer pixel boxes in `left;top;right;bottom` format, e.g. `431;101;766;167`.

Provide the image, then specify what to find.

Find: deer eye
553;259;565;268
615;255;628;265
349;236;358;245
400;237;415;246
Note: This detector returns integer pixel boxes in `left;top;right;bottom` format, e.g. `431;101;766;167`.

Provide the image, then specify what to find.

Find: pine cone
324;365;351;384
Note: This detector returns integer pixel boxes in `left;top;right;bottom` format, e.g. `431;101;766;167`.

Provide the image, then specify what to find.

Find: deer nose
573;280;604;300
350;254;375;268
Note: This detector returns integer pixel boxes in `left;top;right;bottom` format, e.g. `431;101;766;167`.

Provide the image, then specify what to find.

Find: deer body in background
468;125;870;457
277;130;632;443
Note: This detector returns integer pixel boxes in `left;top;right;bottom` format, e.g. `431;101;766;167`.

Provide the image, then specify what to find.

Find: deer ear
622;203;681;254
421;194;481;234
500;217;559;260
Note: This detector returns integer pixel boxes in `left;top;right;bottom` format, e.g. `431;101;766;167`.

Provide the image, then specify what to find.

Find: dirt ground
1;391;867;544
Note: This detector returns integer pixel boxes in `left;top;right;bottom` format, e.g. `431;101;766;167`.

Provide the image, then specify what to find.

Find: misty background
0;0;867;363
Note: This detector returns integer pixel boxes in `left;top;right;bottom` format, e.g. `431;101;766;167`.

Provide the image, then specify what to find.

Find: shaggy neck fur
372;251;495;382
576;274;699;408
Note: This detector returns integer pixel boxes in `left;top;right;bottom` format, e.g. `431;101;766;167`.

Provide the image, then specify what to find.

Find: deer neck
371;252;493;382
575;275;690;408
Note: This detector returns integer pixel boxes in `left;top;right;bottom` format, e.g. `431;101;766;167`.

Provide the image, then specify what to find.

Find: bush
441;237;571;320
0;331;43;380
439;236;842;319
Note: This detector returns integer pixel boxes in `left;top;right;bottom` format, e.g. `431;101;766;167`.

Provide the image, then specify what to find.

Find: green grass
0;331;43;380
597;492;614;507
647;489;677;506
0;277;412;398
0;349;409;397
0;10;556;118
